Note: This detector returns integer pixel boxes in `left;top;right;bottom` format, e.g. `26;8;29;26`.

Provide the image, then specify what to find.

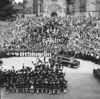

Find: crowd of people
0;15;100;64
0;58;67;95
1;15;100;96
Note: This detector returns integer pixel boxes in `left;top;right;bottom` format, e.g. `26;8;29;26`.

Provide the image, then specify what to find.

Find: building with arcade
23;0;100;17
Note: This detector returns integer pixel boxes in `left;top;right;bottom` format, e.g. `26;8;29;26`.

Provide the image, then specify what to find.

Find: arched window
48;4;62;12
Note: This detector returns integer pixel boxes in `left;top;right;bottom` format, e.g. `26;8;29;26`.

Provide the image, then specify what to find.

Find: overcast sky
15;0;23;3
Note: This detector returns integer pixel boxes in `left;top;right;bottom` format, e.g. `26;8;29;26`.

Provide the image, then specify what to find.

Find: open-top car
93;69;100;79
0;60;3;66
51;50;80;68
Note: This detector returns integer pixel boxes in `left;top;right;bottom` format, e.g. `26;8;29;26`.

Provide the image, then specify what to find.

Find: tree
0;0;17;21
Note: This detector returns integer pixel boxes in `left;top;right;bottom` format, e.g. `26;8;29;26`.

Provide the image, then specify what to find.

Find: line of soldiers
0;49;100;65
0;51;51;58
0;59;67;95
75;52;100;64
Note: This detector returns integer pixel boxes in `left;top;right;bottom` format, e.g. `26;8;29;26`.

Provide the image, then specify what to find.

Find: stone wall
86;0;100;16
24;0;33;14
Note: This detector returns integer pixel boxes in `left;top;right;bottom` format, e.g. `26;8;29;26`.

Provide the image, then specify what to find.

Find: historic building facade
23;0;100;17
42;0;66;17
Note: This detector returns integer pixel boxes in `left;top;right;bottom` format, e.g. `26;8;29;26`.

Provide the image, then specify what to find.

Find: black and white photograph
0;0;100;99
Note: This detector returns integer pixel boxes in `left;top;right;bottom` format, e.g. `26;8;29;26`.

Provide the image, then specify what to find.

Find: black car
51;51;80;69
93;69;100;79
0;60;3;66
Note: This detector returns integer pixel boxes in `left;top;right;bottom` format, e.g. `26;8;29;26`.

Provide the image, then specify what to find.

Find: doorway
51;12;57;17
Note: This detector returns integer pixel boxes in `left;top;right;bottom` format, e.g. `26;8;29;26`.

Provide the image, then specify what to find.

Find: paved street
1;57;100;99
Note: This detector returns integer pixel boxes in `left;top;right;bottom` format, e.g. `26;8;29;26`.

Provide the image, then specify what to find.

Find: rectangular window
67;0;75;4
69;4;75;14
80;6;86;12
52;0;57;1
80;0;86;12
72;4;75;13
